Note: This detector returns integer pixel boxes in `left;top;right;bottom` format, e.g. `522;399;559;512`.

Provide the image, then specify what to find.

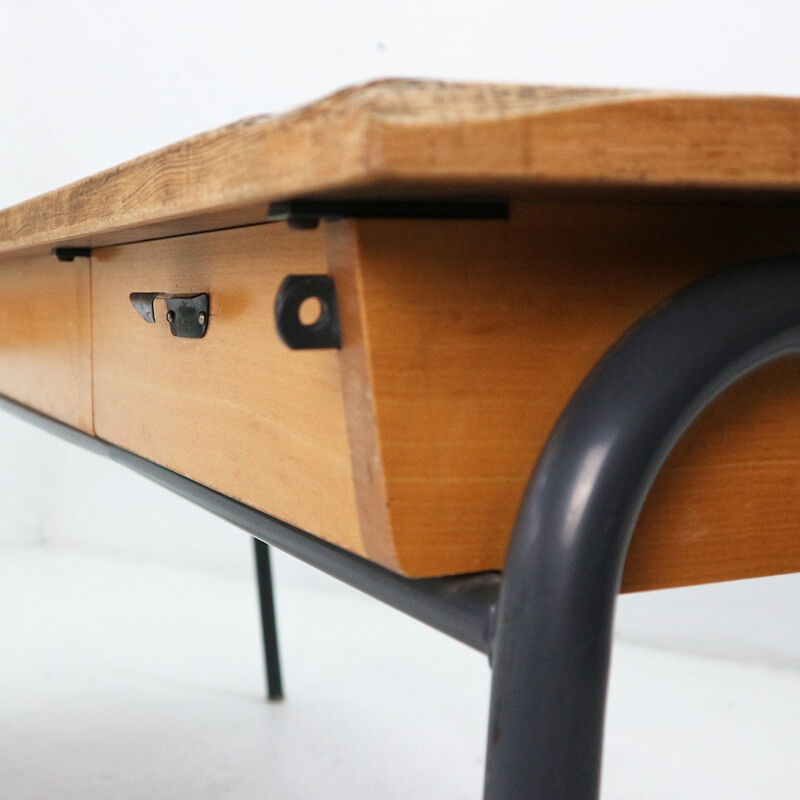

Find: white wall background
2;0;800;658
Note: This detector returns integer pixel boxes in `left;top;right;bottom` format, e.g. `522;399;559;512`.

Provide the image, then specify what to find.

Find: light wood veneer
327;203;800;587
90;224;363;555
0;254;92;433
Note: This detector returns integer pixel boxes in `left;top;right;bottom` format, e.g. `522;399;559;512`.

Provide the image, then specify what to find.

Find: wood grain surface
330;203;800;587
91;223;363;554
0;253;93;432
6;79;800;587
2;80;800;257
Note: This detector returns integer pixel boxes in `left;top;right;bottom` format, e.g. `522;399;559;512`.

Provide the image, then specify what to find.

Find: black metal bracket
268;199;509;230
52;247;91;262
274;275;341;350
130;292;210;338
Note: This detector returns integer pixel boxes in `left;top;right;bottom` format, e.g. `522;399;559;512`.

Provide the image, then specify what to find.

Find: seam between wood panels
88;253;97;437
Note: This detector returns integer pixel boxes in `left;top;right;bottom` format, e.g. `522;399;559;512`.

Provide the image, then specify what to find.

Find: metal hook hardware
274;275;341;350
130;292;210;338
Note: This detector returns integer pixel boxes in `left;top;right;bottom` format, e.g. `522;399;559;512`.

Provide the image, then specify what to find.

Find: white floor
1;546;800;799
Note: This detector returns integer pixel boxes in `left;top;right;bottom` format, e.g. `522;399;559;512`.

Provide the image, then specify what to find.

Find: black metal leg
484;256;800;799
253;538;284;701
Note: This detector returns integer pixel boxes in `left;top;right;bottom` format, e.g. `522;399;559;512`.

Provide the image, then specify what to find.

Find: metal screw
198;312;207;325
166;310;175;324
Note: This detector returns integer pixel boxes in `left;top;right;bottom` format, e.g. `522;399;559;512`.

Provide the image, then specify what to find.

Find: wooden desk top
2;79;800;256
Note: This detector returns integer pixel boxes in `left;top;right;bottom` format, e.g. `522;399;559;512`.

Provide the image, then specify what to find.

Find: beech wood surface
2;81;800;257
330;204;800;587
5;79;800;587
0;253;93;433
90;223;363;555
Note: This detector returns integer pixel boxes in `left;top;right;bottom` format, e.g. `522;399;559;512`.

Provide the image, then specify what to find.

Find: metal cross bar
0;394;499;656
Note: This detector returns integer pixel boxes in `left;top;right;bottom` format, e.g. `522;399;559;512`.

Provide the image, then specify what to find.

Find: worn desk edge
3;79;800;257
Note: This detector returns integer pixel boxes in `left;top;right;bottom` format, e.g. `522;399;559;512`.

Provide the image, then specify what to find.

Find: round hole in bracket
274;274;341;350
298;296;324;327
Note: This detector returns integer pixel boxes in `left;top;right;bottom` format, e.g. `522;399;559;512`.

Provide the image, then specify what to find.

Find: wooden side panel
0;254;93;432
342;203;800;587
91;224;363;555
629;359;800;591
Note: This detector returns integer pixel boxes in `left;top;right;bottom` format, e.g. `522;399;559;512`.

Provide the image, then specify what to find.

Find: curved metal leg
485;256;800;799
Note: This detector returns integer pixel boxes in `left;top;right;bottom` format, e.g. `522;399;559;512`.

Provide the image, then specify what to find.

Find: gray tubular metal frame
486;255;800;799
3;255;800;798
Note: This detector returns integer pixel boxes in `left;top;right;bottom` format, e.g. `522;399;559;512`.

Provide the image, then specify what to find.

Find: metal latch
130;292;210;338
